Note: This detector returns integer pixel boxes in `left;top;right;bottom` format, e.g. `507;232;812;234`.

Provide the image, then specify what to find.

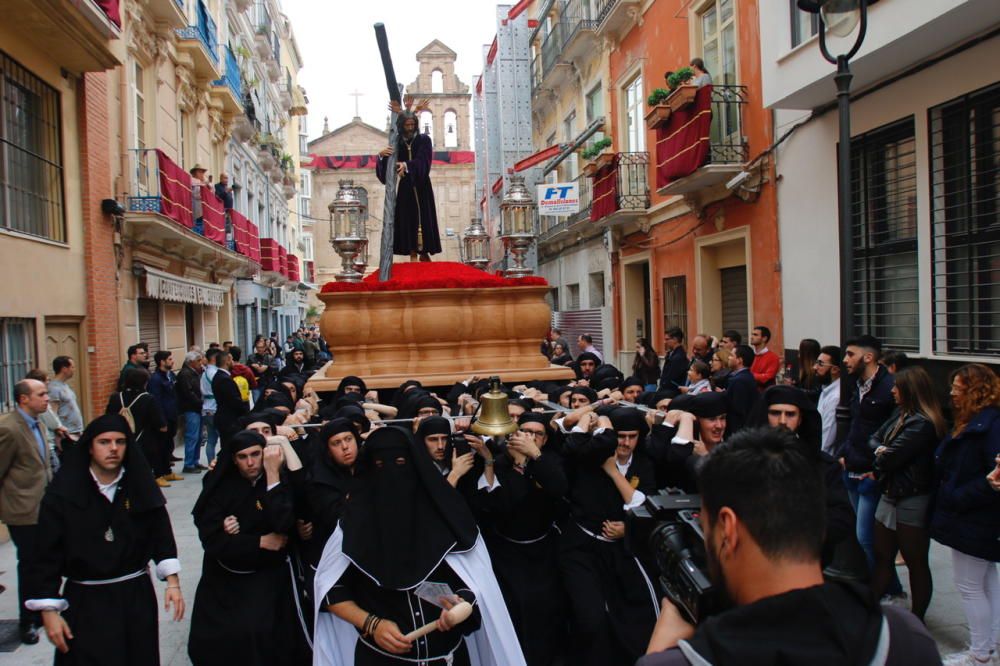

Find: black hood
684;582;885;666
340;426;478;590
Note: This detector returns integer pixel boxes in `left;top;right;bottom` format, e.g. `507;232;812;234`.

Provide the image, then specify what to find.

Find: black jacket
871;410;937;499
837;366;895;473
929;406;1000;562
211;369;248;440
175;365;202;413
659;347;689;390
725;368;758;435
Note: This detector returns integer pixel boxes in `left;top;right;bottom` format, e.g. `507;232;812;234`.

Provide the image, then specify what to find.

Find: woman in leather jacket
869;366;945;620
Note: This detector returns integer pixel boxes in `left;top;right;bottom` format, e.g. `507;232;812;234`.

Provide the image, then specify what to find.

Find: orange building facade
529;0;782;367
609;0;781;360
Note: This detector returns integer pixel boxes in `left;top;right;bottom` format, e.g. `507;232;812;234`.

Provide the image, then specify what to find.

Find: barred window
0;51;64;242
930;82;1000;356
849;118;919;350
0;318;36;413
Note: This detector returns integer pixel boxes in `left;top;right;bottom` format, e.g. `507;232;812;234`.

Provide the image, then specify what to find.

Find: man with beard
814;345;842;456
476;413;569;666
377;101;441;262
558;407;659;666
26;414;184;664
313;426;525;665
187;430;300;665
638;428;941;666
280;349;310;379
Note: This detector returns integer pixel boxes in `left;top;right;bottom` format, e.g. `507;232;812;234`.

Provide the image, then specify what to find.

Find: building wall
775;35;1000;358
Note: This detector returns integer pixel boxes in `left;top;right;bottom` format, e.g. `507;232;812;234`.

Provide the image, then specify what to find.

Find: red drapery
591;164;619;221
286;254;300;282
278;244;288;278
230;210;250;257
260;238;280;273
246;221;261;263
156;150;193;229
655;85;713;188
94;0;122;27
200;185;227;245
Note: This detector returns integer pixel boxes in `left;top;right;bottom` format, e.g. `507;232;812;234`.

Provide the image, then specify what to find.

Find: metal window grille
849;117;919;351
663;276;689;337
0;51;64;242
567;284;581;311
930;82;1000;356
0;318;36;413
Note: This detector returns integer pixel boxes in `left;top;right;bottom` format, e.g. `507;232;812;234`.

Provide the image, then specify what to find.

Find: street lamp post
796;0;876;438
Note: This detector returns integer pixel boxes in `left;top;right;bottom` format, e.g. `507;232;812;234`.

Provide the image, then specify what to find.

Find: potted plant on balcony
664;67;699;112
581;137;613;177
645;88;673;129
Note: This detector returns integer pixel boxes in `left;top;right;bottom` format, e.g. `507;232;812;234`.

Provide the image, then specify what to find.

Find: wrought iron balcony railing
212;46;241;100
176;0;218;64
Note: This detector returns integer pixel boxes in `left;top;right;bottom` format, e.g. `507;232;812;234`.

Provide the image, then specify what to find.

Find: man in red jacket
750;325;780;390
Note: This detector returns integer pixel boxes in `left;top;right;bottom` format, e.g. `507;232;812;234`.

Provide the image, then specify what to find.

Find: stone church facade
305;40;476;306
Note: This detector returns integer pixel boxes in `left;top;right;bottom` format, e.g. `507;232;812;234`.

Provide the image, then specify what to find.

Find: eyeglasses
814;361;834;368
517;429;546;439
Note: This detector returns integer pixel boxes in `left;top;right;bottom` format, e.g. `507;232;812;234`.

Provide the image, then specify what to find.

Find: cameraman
639;427;941;665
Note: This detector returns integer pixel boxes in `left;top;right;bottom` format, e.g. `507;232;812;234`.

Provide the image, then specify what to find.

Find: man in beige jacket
0;378;54;644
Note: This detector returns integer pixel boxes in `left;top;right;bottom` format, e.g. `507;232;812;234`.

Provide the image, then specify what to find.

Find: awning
141;265;227;308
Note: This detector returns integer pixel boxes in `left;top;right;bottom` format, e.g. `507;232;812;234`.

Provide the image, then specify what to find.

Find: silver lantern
328;180;367;283
460;217;491;270
499;175;537;278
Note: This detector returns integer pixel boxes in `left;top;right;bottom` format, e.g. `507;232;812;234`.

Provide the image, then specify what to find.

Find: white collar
755;346;770;356
821;378;841;395
90;466;125;503
615;454;633;476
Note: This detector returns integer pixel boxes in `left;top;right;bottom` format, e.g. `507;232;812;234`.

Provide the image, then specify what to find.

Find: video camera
626;489;718;624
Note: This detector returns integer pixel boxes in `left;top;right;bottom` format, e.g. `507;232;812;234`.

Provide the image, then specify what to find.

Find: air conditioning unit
270;288;285;306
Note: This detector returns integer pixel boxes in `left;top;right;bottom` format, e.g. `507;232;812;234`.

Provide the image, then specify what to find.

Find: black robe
27;466;177;666
324;561;480;665
475;450;569;666
559;429;659;666
187;472;302;665
376;132;442;256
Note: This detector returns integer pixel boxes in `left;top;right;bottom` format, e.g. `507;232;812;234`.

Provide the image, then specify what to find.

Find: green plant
581;137;613;160
305;305;320;321
280;153;294;171
648;88;671;107
235;45;253;61
667;67;695;90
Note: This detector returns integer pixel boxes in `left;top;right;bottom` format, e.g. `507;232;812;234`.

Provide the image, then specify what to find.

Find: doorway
622;258;651;348
44;321;85;417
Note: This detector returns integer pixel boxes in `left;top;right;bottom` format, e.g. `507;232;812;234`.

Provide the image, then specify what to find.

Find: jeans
844;473;903;595
950;548;1000;660
203;412;218;464
182;411;202;469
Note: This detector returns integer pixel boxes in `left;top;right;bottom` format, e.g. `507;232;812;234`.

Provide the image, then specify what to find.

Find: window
548;288;560;312
302;233;314;261
849;118;918;351
132;61;146;150
930;83;1000;355
563;109;578;180
419;110;433;142
566;283;581;310
790;0;819;48
700;0;737;85
178;110;187;169
0;52;65;242
589;272;605;308
298;196;309;223
663;276;688;335
0;318;36;413
586;84;604;143
443;110;458;148
300;170;311;198
299;134;308;154
431;70;444;94
623;75;644;152
233;163;243;212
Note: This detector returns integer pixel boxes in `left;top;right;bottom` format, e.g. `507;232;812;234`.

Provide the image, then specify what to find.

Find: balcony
175;0;220;80
7;0;124;72
656;84;749;197
532;21;573;94
591;152;650;227
259;238;290;286
125;148;254;279
593;0;642;39
146;0;186;30
210;46;243;115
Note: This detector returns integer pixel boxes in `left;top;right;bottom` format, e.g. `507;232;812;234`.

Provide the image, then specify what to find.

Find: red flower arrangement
320;261;548;293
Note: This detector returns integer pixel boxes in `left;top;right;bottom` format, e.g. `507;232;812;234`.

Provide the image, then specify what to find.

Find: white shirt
818;378;841;456
90;467;125;503
201;364;219;413
614;453;646;510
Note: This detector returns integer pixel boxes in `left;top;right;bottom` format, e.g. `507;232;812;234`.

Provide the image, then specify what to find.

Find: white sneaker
940;652;993;666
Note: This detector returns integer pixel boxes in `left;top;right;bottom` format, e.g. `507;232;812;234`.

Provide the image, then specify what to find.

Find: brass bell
471;376;518;437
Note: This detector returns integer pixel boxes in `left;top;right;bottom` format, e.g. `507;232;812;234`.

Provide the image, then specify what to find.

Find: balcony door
698;0;740;151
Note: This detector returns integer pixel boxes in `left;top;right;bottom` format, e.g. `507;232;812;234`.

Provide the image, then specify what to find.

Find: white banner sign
537;182;580;216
